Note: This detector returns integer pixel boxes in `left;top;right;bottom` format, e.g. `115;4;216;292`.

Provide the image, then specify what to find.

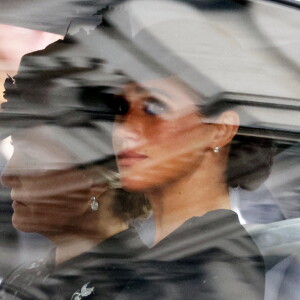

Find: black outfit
118;210;265;300
1;210;265;300
0;227;147;300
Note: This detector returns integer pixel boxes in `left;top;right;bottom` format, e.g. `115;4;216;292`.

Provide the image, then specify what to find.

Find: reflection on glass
0;0;299;299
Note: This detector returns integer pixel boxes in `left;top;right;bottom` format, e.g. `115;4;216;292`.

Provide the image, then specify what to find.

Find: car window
0;1;299;300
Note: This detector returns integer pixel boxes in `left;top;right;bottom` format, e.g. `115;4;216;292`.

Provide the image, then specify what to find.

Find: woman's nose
113;123;141;149
113;114;145;150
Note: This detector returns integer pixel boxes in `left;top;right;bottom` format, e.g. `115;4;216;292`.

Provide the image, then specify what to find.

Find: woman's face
113;78;215;191
0;126;100;234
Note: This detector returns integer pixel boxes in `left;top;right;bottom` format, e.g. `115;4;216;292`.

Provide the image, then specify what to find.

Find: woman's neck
147;163;231;244
52;220;128;265
44;209;128;265
54;236;100;265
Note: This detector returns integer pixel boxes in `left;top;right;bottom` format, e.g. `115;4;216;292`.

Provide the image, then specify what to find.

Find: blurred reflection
0;124;150;299
0;38;149;300
265;143;300;219
0;0;299;299
0;122;150;299
0;24;62;280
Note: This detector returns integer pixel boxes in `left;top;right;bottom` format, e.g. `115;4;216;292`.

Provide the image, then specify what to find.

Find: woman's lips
117;150;147;167
12;199;27;209
11;192;28;209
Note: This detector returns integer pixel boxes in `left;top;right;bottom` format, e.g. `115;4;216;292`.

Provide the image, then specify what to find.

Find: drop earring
90;196;99;211
213;146;220;153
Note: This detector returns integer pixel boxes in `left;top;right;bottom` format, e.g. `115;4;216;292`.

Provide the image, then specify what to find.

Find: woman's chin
12;215;37;233
12;213;58;234
120;176;153;192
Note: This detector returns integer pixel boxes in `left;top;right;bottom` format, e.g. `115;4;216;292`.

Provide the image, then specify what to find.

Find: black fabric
0;227;147;300
117;210;265;300
0;210;265;300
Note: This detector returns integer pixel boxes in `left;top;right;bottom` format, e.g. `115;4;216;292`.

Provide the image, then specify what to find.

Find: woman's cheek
153;117;206;156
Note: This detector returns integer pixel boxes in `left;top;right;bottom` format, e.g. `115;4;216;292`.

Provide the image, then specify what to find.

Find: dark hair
112;189;151;221
227;134;275;190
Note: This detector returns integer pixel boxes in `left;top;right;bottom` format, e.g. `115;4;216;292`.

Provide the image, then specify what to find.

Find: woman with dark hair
110;77;269;300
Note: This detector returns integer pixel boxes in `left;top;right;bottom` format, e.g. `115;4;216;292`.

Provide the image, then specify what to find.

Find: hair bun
227;135;275;190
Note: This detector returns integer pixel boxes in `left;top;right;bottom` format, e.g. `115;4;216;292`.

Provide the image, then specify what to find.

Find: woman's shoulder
142;209;258;261
41;228;148;299
117;210;265;300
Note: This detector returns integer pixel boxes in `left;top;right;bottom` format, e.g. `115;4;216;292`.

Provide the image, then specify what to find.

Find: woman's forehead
123;77;198;107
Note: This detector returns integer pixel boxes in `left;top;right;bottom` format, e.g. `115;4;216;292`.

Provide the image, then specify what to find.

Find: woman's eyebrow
131;85;173;104
143;87;172;101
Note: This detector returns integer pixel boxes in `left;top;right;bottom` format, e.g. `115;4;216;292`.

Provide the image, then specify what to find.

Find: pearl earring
213;146;220;153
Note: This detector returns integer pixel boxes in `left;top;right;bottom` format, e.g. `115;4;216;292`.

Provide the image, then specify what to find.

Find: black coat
117;210;265;300
0;228;147;300
0;210;265;300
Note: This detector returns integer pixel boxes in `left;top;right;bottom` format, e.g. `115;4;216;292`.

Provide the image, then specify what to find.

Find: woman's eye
143;98;168;116
113;95;129;116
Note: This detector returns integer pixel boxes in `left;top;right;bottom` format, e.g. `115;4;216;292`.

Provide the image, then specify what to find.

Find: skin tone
113;78;239;244
1;126;128;264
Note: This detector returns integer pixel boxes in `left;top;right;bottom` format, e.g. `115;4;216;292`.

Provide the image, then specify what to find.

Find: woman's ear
211;110;239;148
